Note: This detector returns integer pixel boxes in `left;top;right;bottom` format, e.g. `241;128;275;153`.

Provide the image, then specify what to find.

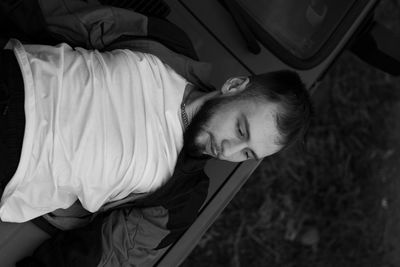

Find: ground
383;100;400;266
181;1;400;266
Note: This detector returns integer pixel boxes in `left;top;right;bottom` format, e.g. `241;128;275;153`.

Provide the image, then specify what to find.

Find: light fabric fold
0;39;186;222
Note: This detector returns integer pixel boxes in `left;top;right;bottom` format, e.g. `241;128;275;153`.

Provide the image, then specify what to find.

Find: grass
182;1;400;266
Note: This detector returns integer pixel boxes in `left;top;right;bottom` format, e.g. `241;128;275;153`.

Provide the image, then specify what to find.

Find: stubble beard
183;95;229;158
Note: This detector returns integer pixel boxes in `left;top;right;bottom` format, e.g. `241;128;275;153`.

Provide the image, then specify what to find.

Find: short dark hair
237;70;313;151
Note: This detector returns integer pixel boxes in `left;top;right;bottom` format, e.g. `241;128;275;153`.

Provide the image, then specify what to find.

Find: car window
236;0;356;59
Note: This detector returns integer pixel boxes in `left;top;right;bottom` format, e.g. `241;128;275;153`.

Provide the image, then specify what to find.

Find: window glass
236;0;356;59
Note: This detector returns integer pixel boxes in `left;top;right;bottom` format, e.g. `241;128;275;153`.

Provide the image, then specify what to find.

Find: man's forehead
245;102;282;157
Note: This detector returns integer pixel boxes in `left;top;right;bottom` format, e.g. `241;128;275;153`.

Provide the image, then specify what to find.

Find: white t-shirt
0;40;187;222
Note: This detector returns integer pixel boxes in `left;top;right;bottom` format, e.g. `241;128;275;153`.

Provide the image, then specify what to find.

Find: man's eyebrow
243;115;260;161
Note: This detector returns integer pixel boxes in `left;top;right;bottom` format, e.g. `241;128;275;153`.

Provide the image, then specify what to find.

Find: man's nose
220;139;246;158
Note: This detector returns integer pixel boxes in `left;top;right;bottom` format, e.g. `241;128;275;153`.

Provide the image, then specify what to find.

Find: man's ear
221;77;250;95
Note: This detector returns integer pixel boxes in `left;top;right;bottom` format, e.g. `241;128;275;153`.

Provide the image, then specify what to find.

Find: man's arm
17;207;165;267
17;175;209;267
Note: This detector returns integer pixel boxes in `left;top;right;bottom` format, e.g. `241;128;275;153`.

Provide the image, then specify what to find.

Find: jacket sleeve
1;0;214;90
17;177;209;267
16;207;178;267
99;206;170;266
38;0;149;50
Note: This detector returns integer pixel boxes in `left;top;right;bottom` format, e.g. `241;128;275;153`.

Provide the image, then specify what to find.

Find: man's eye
238;126;244;137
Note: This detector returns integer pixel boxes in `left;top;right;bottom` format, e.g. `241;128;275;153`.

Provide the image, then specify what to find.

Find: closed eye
237;122;245;137
239;128;244;137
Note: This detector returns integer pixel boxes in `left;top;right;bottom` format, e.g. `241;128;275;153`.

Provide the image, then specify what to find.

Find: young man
0;39;311;222
0;1;312;265
0;44;311;266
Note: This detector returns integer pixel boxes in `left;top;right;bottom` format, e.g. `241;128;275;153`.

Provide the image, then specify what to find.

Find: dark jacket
22;151;210;267
0;0;213;266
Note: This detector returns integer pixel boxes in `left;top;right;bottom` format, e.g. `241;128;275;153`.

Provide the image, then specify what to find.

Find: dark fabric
99;0;171;18
17;215;104;267
0;49;25;193
0;0;57;44
31;216;61;237
158;167;209;248
133;150;209;208
17;156;209;267
112;17;200;61
116;149;210;249
147;17;199;61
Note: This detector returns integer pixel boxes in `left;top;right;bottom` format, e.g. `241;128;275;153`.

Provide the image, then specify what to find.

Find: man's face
183;94;283;162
